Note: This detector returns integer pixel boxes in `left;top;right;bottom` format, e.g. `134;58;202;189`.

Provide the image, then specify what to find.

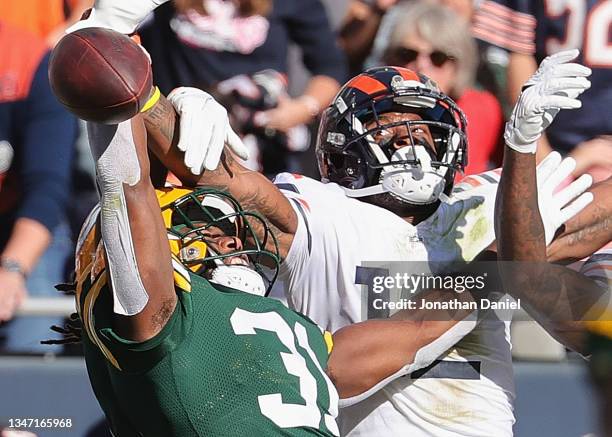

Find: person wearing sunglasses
382;0;504;176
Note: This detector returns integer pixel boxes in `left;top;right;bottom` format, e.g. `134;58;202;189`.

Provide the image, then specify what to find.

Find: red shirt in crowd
456;87;503;176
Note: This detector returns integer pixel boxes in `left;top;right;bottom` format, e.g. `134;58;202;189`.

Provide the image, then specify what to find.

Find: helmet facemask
161;188;280;296
353;116;465;204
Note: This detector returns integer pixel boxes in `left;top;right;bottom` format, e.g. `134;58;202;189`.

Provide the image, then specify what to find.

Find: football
49;27;153;124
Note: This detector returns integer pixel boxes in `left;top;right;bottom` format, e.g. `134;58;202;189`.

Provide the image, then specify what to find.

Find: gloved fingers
226;126;250;160
203;103;230;171
555;173;593;208
181;108;214;175
541;49;580;67
524;57;589;88
204;123;225;171
188;111;213;174
174;98;202;154
545;77;591;94
546;156;577;192
536;151;563;185
547;63;592;79
536;95;583;111
558;192;594;225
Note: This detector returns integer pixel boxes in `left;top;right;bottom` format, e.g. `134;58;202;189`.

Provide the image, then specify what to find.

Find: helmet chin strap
342;145;449;205
208;251;266;296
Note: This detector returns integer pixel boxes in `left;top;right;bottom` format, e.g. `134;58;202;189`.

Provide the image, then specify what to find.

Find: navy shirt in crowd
140;0;348;94
0;21;77;247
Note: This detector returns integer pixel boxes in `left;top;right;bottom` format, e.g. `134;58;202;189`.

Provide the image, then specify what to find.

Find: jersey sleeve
273;173;352;310
580;248;612;340
97;287;192;373
453;167;501;194
78;260;194;374
579;247;612;289
472;0;537;54
274;174;319;293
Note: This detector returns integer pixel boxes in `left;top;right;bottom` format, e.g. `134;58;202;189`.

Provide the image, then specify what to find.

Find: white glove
167;87;250;174
536;151;593;244
504;49;592;153
66;0;168;35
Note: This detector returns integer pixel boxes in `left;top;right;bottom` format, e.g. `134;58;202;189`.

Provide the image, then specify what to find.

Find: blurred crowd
1;0;611;410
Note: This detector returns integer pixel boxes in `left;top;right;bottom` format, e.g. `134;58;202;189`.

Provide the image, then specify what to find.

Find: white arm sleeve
86;121;149;316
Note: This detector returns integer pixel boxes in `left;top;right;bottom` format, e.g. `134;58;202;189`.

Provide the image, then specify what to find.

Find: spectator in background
339;0;511;116
212;69;313;176
0;0;93;47
0;20;77;352
339;0;476;73
139;0;346;174
381;1;503;175
338;0;400;76
473;0;612;181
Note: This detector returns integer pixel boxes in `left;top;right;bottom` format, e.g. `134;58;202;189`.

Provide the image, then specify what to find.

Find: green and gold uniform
74;223;338;437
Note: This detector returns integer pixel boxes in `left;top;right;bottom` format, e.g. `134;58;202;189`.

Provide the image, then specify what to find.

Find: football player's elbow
326;328;377;399
326;325;411;399
326;357;381;400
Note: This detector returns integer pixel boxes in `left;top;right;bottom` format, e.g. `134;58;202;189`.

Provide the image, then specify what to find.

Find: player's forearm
496;148;551;316
87;117;176;341
496;149;596;352
548;177;612;263
497;149;546;262
329;289;478;404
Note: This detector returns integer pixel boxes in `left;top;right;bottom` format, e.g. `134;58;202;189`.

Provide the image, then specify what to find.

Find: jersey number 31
230;308;339;435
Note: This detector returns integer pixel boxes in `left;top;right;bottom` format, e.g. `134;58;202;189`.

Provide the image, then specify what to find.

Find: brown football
49;27;153;124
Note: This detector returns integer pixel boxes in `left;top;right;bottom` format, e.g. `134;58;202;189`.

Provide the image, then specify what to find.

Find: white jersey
275;171;515;437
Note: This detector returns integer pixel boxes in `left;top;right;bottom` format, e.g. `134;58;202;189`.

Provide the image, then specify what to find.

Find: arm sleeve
284;0;348;83
472;0;537;54
17;52;77;232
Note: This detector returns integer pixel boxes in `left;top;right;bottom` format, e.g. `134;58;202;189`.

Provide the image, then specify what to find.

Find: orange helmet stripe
347;75;387;95
397;69;420;82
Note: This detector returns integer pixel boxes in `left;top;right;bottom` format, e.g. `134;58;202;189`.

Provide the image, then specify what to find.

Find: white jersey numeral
544;0;585;54
545;0;612;67
229;308;339;435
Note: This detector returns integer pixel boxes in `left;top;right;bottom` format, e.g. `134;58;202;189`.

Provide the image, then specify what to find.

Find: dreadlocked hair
41;280;83;346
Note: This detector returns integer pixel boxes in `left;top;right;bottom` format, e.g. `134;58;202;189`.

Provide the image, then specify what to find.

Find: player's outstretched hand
505;49;592;154
536;151;594;245
167;87;250;175
66;0;169;35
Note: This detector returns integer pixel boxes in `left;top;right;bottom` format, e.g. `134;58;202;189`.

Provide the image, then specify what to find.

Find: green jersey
76;261;339;437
